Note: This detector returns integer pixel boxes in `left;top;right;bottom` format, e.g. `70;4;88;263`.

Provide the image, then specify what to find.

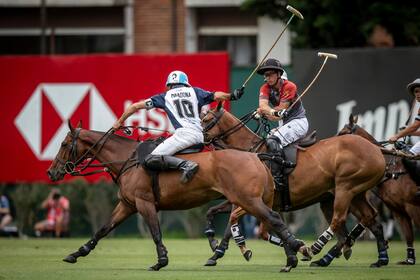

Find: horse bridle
55;128;115;177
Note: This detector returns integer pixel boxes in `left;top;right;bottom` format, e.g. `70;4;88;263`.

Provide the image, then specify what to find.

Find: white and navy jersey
150;86;214;131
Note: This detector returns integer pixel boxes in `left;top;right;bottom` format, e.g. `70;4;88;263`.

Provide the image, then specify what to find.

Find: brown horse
47;121;310;271
336;113;420;265
201;106;386;266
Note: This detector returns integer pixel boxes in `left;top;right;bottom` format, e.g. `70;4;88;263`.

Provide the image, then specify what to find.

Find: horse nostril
47;170;54;179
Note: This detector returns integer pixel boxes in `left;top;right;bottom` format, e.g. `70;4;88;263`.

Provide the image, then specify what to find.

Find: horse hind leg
230;207;253;261
63;201;135;264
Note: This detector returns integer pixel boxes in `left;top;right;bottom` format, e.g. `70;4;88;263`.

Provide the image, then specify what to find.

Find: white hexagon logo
14;83;116;160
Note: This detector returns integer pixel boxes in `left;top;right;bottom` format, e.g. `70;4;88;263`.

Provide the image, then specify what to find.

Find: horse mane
221;109;262;140
87;129;138;145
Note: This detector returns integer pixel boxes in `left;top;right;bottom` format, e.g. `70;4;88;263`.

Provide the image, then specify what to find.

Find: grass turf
0;238;419;280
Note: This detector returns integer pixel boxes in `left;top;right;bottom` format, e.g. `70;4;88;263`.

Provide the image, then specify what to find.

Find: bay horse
47;121;310;271
331;113;420;265
200;105;387;268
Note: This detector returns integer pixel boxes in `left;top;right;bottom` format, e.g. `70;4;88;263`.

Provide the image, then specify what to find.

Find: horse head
337;113;360;136
337;114;378;144
47;120;84;181
201;101;227;143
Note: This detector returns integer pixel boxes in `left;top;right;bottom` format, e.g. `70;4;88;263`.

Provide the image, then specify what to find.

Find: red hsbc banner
0;53;229;183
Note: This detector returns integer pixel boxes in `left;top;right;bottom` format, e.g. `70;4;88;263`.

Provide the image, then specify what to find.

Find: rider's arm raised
213;91;232;101
113;99;150;130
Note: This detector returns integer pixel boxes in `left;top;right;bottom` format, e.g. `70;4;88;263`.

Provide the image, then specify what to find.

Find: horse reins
203;109;268;152
55;128;136;184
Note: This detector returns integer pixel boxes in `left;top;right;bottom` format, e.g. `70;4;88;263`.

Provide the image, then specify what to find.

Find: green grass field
0;238;419;280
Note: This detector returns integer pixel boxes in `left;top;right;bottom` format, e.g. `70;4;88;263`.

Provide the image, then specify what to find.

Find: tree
241;0;420;48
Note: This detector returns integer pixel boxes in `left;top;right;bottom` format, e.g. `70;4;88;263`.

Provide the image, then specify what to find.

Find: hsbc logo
14;83;116;161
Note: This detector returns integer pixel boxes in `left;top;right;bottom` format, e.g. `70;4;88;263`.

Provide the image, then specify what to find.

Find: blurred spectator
0;192;18;237
34;189;70;237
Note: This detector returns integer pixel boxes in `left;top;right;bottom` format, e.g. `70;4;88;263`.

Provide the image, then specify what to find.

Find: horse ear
349;113;354;125
354;115;359;124
76;120;82;128
68;120;74;133
216;101;223;111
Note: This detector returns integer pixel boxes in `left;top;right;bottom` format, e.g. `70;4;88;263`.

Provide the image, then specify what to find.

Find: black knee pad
267;136;282;153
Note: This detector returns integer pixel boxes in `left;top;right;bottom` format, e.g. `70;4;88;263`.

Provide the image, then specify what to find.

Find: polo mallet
240;5;304;91
285;52;338;112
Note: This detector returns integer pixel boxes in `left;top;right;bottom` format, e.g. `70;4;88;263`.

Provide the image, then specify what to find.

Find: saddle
136;137;205;206
393;141;420;185
402;158;420;185
260;130;318;211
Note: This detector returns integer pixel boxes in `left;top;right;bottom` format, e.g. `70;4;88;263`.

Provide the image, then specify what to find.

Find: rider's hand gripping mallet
273;52;338;118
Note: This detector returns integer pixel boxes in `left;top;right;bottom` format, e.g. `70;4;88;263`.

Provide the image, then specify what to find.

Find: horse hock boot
144;155;199;183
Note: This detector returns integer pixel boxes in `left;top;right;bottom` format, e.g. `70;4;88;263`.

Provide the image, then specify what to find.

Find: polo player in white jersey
113;70;244;183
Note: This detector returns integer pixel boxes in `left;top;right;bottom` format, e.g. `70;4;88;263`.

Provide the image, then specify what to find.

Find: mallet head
286;5;304;20
318;52;338;59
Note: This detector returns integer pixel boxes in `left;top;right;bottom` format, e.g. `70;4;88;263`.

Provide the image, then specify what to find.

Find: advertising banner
293;48;420;140
0;53;229;182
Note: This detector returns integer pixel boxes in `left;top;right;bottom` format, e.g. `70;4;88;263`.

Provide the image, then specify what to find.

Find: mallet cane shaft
240;5;304;90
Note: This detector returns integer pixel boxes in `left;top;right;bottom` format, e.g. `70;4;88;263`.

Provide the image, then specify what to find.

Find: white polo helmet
166;70;190;87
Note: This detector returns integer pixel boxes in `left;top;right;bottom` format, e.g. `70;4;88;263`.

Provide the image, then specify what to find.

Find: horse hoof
280;265;292;273
209;239;219;252
63;255;77;263
397;259;415;265
243;250;252;261
299;245;312;260
369;260;388;268
310;259;329;267
204;259;217;266
301;256;311;262
148;264;163;271
343;248;352;260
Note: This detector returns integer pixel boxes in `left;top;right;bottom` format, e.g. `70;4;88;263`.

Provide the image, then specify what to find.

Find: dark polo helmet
407;78;420;95
257;58;284;75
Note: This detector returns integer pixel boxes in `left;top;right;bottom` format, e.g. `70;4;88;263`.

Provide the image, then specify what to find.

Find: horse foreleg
136;199;168;271
309;197;351;266
310;190;351;257
393;211;415;265
205;205;250;266
204;200;232;252
63;201;134;264
229;206;252;261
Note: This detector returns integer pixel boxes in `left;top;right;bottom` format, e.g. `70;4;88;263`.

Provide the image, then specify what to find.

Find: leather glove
230;87;244;101
273;109;288;119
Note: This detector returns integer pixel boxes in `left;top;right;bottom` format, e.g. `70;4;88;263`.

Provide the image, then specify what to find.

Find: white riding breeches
269;117;309;147
410;141;420;155
151;127;204;155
